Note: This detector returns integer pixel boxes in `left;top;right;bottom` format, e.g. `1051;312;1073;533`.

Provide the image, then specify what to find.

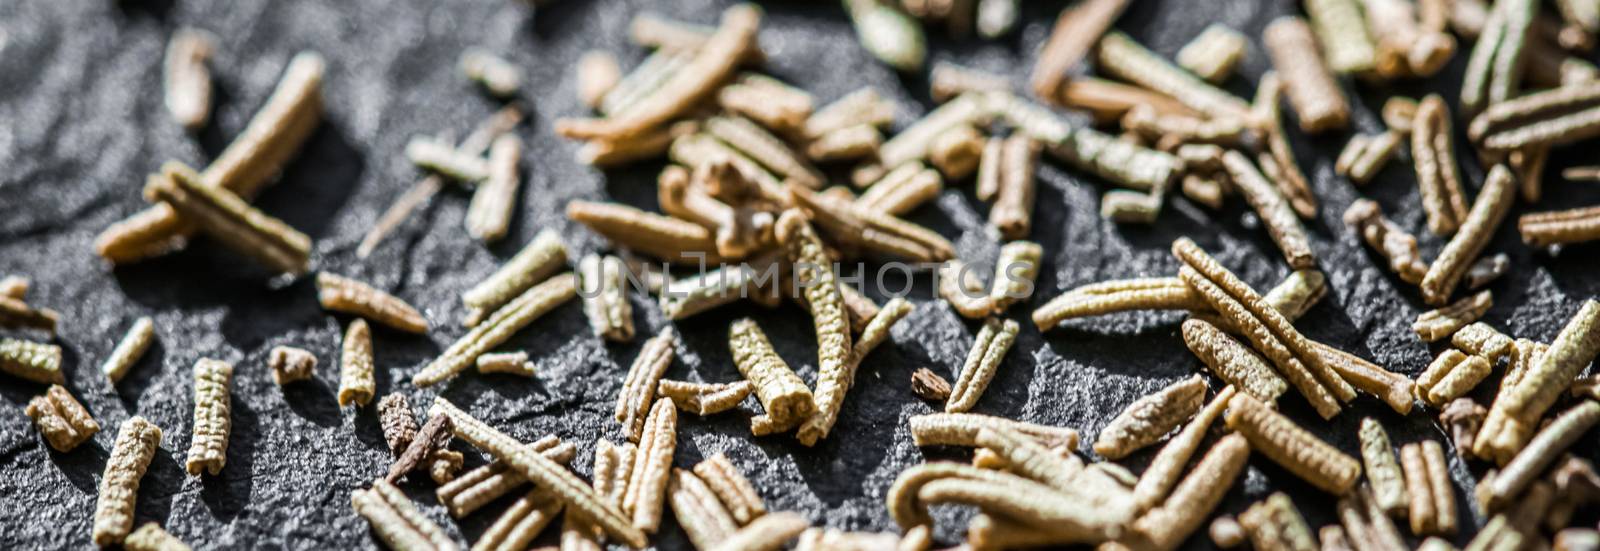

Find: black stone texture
2;0;1599;549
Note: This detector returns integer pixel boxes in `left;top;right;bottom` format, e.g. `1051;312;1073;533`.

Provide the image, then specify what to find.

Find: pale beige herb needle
938;259;994;320
797;297;912;445
1338;131;1402;185
657;380;752;416
773;209;850;429
474;489;560;551
1055;77;1199;125
1401;443;1439;534
1113;433;1250;551
462;229;566;327
1313;342;1416;415
25;384;100;452
1182;321;1288;404
803;87;896;141
465;134;521;243
0;337;63;384
855;164;942;216
729;318;815;434
1130;385;1237;513
1422;440;1457;535
1220;152;1316;269
1093;375;1206;460
708;511;808;551
123;523;190;551
913;468;1124;543
459;47;522;98
567;200;725;265
988;241;1041;313
430;398;646;547
163;28;215;131
706;115;824;189
576;50;621;110
1028;0;1130;99
1033;277;1207;329
1263;270;1327;322
945;318;1020;413
979;133;1043;238
1486;400;1600;508
692;453;766;525
1420;163;1515;305
417;273;576;388
406;136;490;183
103;317;155;384
1520;204;1600;247
1181;174;1226;210
666;468;740;549
475;352;535;377
185;359;233;475
1096;31;1251;121
806;124;882;163
616;327;676;442
1304;0;1378;73
1238;493;1317;551
1254;89;1319;219
854;92;993;187
317;272;428;334
351;479;459;551
1415;290;1494;341
557;5;760;141
93;417;162;547
1413;94;1472;236
577;254;634;342
1226;392;1362;494
1344;199;1428;284
339;319;375;407
909;413;1079;451
1176;238;1352;400
659;265;759;320
1358;418;1409;518
623;398;677;533
1176;24;1246;83
435;435;573;518
930;61;1009;104
142;162;312;275
927;124;984;180
1417;349;1492;406
718;74;814;135
1121;105;1248;148
262;345;312;386
96;52;324;265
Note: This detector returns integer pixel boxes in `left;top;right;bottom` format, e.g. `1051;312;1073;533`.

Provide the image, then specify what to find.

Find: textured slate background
2;0;1598;549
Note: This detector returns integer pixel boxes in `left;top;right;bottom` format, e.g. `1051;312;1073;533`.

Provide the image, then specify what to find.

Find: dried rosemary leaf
416;273;577;387
25;384;100;452
103;318;156;384
93;417;162;546
339;319;375;407
185;359;234;475
465;134;522;243
142;162;312;275
0;337;64;384
316;272;429;334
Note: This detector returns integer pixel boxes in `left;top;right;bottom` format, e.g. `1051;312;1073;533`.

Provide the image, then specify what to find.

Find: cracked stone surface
3;0;1599;549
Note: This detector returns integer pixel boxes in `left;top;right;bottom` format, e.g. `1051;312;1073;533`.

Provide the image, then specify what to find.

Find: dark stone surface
2;0;1598;549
